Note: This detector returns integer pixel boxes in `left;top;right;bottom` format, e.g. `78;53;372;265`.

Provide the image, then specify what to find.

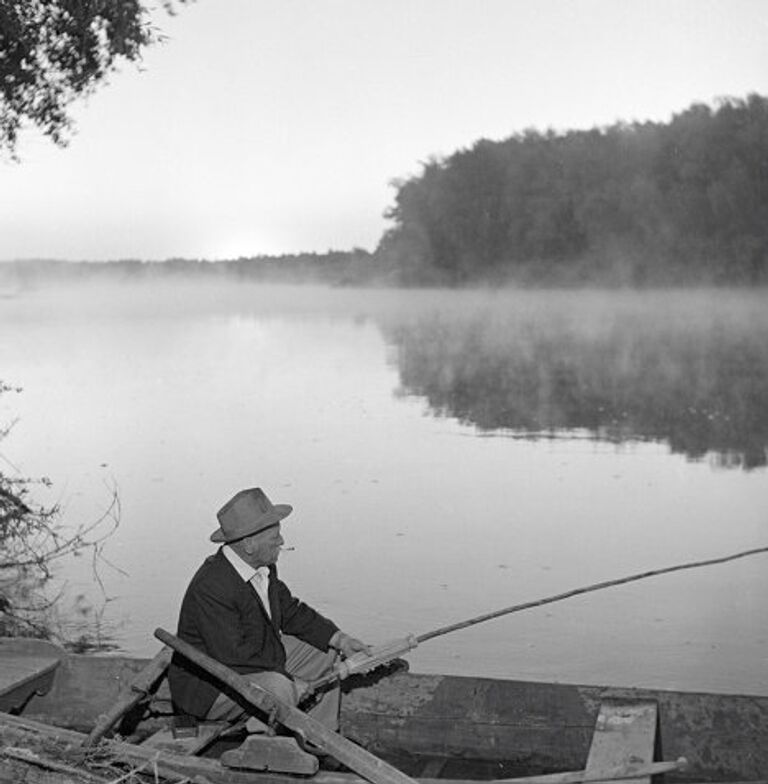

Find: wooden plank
0;652;60;712
584;701;657;784
0;655;60;696
0;638;63;658
498;757;685;783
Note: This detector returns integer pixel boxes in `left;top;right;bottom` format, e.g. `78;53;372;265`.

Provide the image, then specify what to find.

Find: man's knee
247;671;299;706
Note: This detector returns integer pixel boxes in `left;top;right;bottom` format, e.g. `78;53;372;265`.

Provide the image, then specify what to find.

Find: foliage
381;95;768;286
0;248;381;288
0;381;120;644
0;0;186;156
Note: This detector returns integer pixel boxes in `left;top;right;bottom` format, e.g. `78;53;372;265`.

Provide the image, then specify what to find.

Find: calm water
1;282;767;695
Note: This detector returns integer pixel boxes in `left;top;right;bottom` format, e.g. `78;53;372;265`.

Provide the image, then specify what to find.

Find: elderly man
168;487;369;734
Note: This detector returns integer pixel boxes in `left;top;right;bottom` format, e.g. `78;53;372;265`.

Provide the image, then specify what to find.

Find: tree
380;94;768;286
0;0;187;156
1;380;119;646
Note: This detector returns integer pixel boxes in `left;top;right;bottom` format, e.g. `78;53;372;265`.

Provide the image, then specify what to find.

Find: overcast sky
1;0;767;262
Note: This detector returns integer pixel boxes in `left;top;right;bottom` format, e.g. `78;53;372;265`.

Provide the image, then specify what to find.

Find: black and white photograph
1;1;767;781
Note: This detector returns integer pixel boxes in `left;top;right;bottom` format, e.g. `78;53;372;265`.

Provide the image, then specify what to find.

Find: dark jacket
168;548;338;718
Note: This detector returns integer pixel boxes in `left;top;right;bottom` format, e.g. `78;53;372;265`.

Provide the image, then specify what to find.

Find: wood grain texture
9;639;768;782
584;701;657;783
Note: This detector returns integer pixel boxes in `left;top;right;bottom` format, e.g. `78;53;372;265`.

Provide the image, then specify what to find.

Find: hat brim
210;503;292;543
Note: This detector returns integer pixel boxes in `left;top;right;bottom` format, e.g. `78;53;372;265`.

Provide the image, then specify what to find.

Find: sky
1;0;767;262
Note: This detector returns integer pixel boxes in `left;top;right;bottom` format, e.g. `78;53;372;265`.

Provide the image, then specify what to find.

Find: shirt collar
222;545;269;583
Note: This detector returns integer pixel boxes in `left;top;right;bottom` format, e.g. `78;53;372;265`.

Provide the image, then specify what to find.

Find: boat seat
585;700;658;784
220;734;320;775
0;651;60;712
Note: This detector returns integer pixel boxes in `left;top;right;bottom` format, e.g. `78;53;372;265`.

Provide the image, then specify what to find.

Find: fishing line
311;544;768;689
418;544;768;642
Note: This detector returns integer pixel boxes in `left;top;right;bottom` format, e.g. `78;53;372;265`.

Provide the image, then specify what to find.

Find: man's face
242;523;284;567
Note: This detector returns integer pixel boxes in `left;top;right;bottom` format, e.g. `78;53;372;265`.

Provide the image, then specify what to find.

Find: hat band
225;521;279;545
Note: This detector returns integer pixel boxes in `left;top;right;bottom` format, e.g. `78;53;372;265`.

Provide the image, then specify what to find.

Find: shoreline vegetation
2;95;767;290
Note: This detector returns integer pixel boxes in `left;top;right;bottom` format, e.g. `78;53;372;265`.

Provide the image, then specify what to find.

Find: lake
1;281;767;696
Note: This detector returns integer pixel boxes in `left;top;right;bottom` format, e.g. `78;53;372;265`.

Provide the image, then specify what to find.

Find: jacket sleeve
274;575;339;651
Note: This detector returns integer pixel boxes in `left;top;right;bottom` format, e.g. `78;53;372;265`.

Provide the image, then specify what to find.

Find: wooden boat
1;635;767;783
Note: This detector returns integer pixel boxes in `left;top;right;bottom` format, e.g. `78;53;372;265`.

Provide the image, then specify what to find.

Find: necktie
251;567;271;618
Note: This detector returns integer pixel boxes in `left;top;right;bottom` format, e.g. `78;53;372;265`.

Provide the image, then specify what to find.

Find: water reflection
381;295;768;469
3;284;767;691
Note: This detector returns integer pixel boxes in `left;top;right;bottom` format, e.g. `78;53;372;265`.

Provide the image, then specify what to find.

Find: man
168;487;369;734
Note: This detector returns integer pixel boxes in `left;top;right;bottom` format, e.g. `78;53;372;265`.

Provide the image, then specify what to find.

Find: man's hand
330;630;371;659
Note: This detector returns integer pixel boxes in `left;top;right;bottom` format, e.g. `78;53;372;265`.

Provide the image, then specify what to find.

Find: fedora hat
210;487;293;543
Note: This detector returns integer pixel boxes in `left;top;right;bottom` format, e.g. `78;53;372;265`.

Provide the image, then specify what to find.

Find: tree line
0;249;378;288
377;95;768;286
3;95;766;289
2;5;766;288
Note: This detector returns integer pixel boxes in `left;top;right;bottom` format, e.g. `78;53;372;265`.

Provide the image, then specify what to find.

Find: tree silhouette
0;0;188;156
381;95;768;286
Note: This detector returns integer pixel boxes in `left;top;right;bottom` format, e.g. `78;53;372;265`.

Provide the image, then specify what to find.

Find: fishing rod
309;544;768;691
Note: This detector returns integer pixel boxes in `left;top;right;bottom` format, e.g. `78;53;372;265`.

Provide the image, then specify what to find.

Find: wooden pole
311;545;768;691
496;757;687;784
154;627;420;784
83;646;173;747
417;545;768;643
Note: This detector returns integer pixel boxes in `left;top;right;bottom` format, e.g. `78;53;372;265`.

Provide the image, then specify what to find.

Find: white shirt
223;545;271;618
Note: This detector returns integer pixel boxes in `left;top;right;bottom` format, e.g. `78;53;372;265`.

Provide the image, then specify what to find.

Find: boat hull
8;642;768;781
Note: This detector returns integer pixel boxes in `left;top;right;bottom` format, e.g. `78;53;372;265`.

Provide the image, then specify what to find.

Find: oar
310;544;768;690
154;628;419;784
496;757;687;783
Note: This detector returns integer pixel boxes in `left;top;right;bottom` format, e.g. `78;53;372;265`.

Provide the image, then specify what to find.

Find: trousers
203;635;341;731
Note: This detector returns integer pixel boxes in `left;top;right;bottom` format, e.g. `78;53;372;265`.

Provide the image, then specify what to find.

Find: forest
376;94;768;286
1;95;766;289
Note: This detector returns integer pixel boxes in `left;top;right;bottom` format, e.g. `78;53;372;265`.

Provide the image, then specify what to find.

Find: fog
2;280;767;693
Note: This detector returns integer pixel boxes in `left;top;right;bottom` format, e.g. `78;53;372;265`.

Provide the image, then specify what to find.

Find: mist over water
1;281;767;695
